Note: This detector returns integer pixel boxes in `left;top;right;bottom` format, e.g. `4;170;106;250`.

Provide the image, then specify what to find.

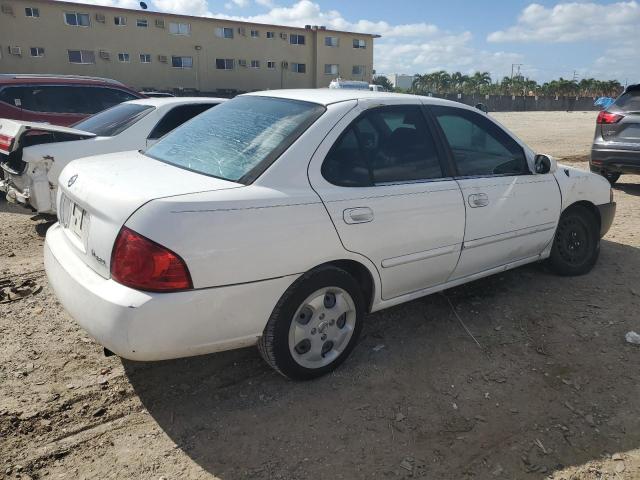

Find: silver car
590;84;640;185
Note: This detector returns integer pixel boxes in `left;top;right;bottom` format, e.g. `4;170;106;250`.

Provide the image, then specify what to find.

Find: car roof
125;97;228;107
0;74;128;87
245;88;469;109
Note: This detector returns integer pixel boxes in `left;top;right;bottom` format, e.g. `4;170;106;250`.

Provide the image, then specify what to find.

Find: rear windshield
614;89;640;111
144;96;325;183
72;103;154;136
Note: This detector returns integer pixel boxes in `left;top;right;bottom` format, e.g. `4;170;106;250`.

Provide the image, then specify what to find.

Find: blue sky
77;0;640;84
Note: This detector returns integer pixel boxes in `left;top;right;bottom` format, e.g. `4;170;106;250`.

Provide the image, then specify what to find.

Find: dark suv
0;74;143;126
590;84;640;185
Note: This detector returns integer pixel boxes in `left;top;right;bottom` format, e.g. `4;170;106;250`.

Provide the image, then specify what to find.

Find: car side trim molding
463;222;557;250
381;243;460;269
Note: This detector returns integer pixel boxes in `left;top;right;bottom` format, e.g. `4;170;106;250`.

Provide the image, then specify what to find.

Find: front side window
145;96;325;183
290;34;305;45
325;36;339;47
431;106;528;177
169;22;190;35
171;56;193;68
216;27;233;38
324;64;338;75
136;18;148;27
30;47;45;57
25;7;39;17
140;53;151;63
322;106;444;187
353;38;366;49
114;16;126;26
73;103;154;136
148;103;215;140
215;58;234;70
65;12;90;26
118;52;130;62
292;63;306;73
68;49;95;64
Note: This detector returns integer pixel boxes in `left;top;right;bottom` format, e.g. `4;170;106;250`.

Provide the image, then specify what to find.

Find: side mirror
534;154;556;174
475;103;488;114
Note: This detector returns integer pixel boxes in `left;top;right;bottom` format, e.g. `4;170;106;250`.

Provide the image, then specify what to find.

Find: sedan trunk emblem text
67;174;78;187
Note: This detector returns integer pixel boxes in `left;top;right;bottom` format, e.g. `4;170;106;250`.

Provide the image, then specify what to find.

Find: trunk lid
57;150;243;278
0;118;95;174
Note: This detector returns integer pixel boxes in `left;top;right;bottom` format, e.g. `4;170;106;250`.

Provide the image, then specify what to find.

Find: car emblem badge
68;174;78;187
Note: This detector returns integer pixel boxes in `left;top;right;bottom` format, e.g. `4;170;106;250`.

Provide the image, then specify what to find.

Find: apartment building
0;0;379;92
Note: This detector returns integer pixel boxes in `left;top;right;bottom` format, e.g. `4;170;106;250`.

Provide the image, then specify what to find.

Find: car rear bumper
44;222;297;361
597;202;616;238
590;146;640;174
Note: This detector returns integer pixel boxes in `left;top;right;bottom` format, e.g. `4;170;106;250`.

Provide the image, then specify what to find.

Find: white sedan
44;90;616;380
0;97;225;214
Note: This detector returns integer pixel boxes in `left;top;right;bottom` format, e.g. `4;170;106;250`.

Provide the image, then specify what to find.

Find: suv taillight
597;111;623;124
111;227;192;292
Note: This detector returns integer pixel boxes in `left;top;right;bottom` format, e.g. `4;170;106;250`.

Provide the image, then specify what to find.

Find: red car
0;74;144;126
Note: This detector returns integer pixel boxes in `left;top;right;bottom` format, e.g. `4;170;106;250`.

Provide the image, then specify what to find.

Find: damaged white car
0;97;225;213
45;90;616;380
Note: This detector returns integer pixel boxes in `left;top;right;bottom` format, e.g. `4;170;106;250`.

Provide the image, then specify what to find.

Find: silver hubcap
288;287;357;369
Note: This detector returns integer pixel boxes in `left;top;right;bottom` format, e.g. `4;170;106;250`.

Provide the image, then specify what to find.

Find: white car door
427;105;561;279
308;99;465;300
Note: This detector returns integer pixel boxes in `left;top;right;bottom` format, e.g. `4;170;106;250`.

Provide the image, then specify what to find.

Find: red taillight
0;134;14;151
111;227;192;292
597;111;623;124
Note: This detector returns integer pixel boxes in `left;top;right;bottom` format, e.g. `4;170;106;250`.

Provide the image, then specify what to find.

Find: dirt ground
1;111;639;480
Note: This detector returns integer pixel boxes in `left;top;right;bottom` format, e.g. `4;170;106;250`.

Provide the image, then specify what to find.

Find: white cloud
488;1;640;43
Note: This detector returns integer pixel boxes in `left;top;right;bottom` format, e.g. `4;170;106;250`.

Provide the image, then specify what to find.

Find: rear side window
72;103;154;136
0;85;138;114
322;106;444;187
430;106;528;177
614;89;640;111
148;103;216;140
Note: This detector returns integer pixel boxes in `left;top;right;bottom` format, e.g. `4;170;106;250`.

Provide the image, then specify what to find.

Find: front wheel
547;205;600;276
258;266;364;380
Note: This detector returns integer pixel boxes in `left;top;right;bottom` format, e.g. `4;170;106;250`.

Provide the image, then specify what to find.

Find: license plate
68;201;87;239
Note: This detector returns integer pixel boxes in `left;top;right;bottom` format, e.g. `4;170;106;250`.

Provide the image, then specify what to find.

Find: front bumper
590;146;640;174
597;202;616;238
44;223;297;361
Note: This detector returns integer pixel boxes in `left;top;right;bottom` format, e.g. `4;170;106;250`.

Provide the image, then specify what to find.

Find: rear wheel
548;205;600;276
258;266;364;380
602;171;620;186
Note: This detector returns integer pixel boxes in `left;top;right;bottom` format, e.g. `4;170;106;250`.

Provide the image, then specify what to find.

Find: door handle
468;193;489;208
344;207;374;224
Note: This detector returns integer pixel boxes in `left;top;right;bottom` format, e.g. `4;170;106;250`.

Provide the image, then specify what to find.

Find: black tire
547;205;600;276
602;171;620;186
258;265;365;380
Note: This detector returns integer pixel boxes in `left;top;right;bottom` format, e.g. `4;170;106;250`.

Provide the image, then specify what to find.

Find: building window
68;49;95;64
64;12;90;27
215;27;233;38
324;64;339;75
136;19;147;27
266;31;274;39
352;65;365;75
169;22;190;35
324;36;338;47
267;61;276;69
171;56;193;68
25;7;39;17
118;52;130;62
353;38;366;49
215;58;234;70
250;59;260;68
30;47;45;57
140;53;151;63
250;29;259;38
292;63;306;73
114;16;126;26
290;34;305;45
